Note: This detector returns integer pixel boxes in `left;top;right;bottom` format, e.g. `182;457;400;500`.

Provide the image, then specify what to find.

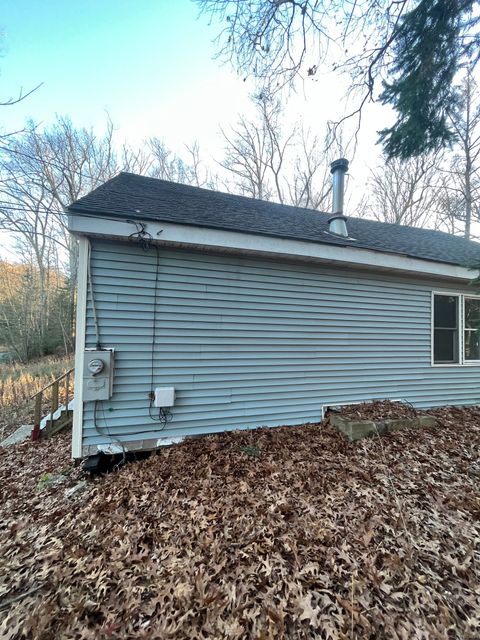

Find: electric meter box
83;349;114;401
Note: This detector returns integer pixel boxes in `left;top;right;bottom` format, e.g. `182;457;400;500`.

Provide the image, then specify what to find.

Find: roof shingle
68;172;480;267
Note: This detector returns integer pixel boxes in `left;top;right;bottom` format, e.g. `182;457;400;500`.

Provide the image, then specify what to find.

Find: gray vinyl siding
82;239;480;448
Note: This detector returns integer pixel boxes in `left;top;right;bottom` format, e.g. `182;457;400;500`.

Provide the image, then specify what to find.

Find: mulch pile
1;404;479;639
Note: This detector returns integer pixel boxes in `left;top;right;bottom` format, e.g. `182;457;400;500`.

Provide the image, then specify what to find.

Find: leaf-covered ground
332;399;419;421
1;406;479;639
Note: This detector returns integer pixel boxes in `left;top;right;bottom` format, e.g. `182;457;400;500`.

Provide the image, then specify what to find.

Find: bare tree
0;260;35;361
0;116;122;353
443;70;480;239
436;179;468;236
360;154;443;228
0;258;68;361
221;92;331;209
288;128;332;210
360;70;480;237
198;1;403;91
119;144;154;176
197;1;480;157
220;96;279;200
0;116;222;358
0;116;119;242
148;138;216;188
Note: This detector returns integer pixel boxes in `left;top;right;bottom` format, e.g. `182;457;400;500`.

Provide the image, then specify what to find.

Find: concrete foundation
330;414;436;442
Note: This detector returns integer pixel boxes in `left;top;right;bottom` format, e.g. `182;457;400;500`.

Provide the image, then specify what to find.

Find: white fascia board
68;214;479;282
71;236;89;459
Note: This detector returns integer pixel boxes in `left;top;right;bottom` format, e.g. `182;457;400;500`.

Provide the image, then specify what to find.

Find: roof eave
68;212;479;283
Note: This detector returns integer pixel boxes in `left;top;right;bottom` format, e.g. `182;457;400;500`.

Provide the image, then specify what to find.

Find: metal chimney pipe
328;158;349;237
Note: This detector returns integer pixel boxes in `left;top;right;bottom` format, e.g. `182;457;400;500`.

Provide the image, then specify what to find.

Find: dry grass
0;355;73;441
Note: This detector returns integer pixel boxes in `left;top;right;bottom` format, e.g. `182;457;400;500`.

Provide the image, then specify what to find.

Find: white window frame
463;294;480;365
431;291;480;367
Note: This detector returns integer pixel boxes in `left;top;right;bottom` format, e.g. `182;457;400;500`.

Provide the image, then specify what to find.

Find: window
433;295;459;364
464;297;480;361
432;293;480;365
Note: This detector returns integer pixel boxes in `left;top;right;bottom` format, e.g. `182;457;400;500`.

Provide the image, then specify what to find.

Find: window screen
433;295;459;364
464;297;480;361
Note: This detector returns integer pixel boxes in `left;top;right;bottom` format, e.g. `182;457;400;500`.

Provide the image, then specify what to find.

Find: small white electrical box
154;387;175;408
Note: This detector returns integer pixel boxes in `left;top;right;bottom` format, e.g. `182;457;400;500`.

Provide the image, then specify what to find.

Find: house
68;160;480;460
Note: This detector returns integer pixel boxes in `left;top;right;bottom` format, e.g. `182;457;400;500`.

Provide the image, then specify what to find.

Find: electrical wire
87;223;168;461
88;248;125;466
0;142;108;182
150;243;160;393
86;240;101;350
101;401;127;471
93;399;126;469
148;404;173;429
88;219;171;446
126;219;155;251
124;219;169;428
0;202;67;214
147;243;170;428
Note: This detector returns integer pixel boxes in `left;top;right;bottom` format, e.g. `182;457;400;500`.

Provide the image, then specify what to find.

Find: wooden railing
31;368;75;441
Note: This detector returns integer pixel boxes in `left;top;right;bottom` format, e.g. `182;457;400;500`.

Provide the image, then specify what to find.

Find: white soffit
68;215;478;282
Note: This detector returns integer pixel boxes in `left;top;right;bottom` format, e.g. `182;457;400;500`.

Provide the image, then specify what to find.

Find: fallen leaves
0;404;479;638
332;399;418;421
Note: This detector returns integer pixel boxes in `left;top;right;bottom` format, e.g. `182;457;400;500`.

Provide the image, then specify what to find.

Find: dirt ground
0;404;479;639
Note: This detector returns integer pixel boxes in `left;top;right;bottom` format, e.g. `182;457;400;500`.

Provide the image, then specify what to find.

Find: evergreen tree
379;0;480;159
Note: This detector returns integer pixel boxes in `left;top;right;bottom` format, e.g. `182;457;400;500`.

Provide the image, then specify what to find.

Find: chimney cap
330;158;349;174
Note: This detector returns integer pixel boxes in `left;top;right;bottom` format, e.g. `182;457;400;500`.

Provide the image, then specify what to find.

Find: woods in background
0;262;69;361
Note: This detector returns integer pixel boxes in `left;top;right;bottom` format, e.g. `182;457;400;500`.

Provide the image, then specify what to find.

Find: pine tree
379;0;480;159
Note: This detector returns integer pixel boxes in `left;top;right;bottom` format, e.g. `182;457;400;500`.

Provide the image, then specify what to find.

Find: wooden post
65;371;70;408
32;392;42;441
51;380;59;417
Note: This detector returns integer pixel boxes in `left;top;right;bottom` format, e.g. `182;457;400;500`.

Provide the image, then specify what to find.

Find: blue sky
0;0;393;212
0;0;255;148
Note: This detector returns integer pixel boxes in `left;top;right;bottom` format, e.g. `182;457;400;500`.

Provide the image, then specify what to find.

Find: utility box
154;387;175;408
83;349;114;401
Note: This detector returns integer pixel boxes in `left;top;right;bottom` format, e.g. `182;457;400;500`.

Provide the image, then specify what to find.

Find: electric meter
83;349;114;401
88;358;105;376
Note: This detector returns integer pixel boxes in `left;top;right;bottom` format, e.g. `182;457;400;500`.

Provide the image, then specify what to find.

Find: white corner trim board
71;236;89;459
69;215;478;282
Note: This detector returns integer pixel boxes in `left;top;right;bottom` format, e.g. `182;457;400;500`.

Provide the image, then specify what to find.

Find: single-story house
68;160;480;460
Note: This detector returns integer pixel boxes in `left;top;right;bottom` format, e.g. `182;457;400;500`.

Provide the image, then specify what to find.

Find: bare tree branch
359;153;444;228
220;91;332;209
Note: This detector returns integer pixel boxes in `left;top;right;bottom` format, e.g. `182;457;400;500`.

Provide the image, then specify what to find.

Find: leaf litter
0;403;479;639
331;399;419;421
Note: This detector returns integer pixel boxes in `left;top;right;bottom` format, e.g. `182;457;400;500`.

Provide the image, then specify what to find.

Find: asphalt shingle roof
68;172;480;268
